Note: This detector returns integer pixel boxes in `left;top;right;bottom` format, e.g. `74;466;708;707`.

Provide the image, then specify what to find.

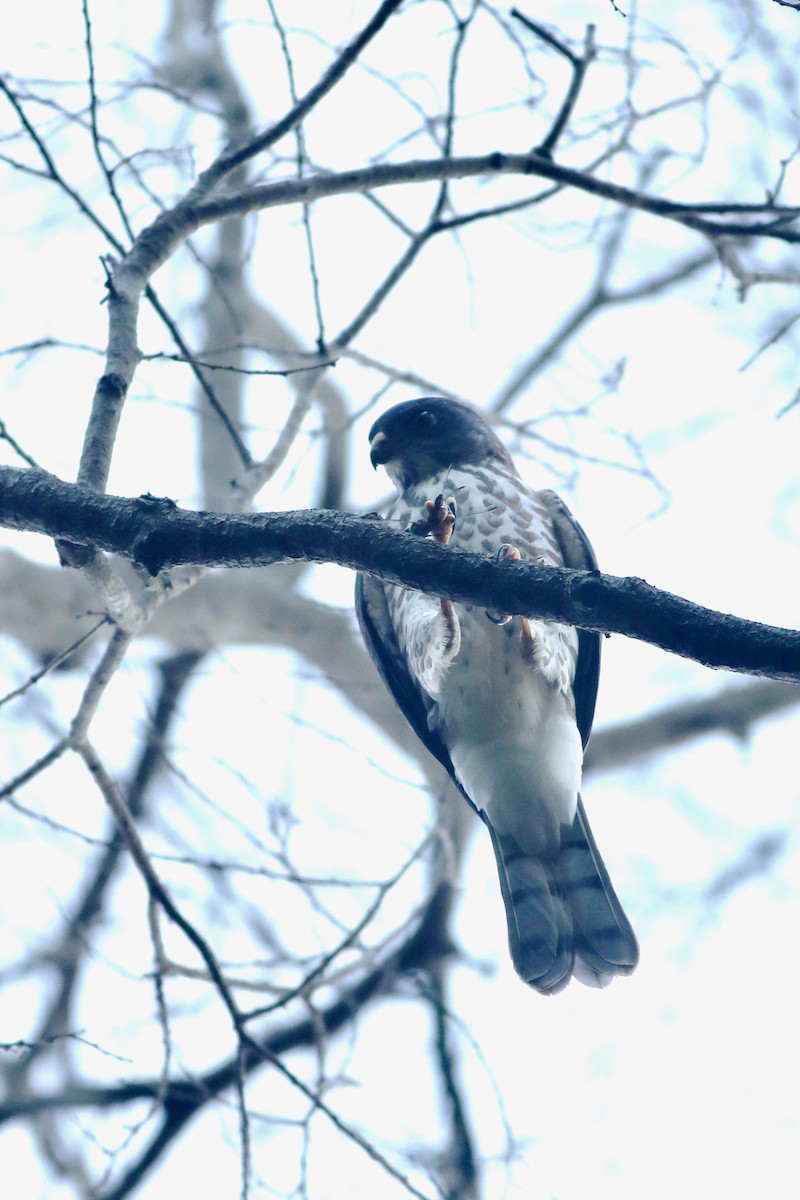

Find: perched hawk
355;397;638;995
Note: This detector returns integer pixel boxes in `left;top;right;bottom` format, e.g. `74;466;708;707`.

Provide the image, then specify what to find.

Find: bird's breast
436;609;582;849
413;466;565;563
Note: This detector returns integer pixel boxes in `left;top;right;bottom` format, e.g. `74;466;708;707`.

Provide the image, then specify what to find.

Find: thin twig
0;618;108;711
3;652;205;1088
0;740;70;804
70;628;132;744
77;740;253;1198
529;21;596;159
492;248;714;412
738;309;800;372
80;0;136;243
332;6;477;349
0;76;125;254
190;0;406;193
0;417;42;468
243;833;433;1020
424;967;478;1200
143;283;253;471
143;350;336;375
267;0;327;352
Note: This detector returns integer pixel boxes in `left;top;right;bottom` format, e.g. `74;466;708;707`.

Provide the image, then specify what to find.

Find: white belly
437;608;582;855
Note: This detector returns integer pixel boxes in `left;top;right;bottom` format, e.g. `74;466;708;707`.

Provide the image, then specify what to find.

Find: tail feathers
562;797;639;979
485;799;638;995
487;823;575;995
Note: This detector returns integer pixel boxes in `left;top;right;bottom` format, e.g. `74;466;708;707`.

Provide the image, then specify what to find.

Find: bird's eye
414;410;436;432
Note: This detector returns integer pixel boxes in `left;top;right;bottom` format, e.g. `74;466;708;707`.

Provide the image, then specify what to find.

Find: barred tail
486;798;638;995
561;797;639;985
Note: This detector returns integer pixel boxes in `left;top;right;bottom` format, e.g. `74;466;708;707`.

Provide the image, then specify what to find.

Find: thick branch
1;466;799;680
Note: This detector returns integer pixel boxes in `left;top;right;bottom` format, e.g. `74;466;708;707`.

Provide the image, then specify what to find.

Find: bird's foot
485;543;521;626
423;494;457;545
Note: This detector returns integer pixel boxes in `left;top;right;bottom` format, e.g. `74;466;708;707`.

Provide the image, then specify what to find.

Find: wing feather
355;572;472;806
537;489;601;748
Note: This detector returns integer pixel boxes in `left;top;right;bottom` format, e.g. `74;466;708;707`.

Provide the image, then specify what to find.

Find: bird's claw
485;543;521;626
424;494;457;545
485;609;512;626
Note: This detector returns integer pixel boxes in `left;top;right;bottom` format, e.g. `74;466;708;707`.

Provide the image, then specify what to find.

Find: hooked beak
369;430;390;469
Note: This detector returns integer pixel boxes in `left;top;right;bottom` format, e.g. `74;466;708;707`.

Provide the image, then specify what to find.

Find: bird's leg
411;494;459;649
509;544;538;663
486;545;551;668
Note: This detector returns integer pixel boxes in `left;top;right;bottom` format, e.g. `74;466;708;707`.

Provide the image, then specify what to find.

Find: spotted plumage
356;397;638;994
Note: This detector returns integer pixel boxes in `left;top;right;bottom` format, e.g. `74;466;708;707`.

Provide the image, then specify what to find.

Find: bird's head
367;397;515;492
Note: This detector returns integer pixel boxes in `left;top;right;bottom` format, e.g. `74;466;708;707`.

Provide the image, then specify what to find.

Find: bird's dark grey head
368;397;515;492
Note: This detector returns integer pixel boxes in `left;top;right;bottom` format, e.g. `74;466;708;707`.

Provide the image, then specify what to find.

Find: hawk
355;397;638;995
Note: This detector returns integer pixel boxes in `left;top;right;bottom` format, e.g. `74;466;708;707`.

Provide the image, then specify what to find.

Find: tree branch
98;154;800;339
0;882;456;1200
1;466;798;680
1;652;204;1088
3;552;796;775
189;0;406;193
185;154;800;247
584;679;800;773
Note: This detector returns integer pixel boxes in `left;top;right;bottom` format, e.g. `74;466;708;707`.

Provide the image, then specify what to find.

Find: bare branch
492;247;715;413
511;13;597;158
0;740;69;804
0;618;107;711
0;76;125;254
1;652;203;1086
424;967;478;1200
190;0;406;193
80;0;135;244
0;416;42;469
0;883;457;1200
186;155;800;246
585;680;800;773
717;239;800;297
1;467;799;680
69;627;132;743
510;11;582;68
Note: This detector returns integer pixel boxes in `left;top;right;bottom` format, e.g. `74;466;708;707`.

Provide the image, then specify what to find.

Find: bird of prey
355;397;638;995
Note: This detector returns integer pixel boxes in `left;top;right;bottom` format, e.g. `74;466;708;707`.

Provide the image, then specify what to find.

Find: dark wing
537;495;640;975
537;489;601;749
355;571;473;806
